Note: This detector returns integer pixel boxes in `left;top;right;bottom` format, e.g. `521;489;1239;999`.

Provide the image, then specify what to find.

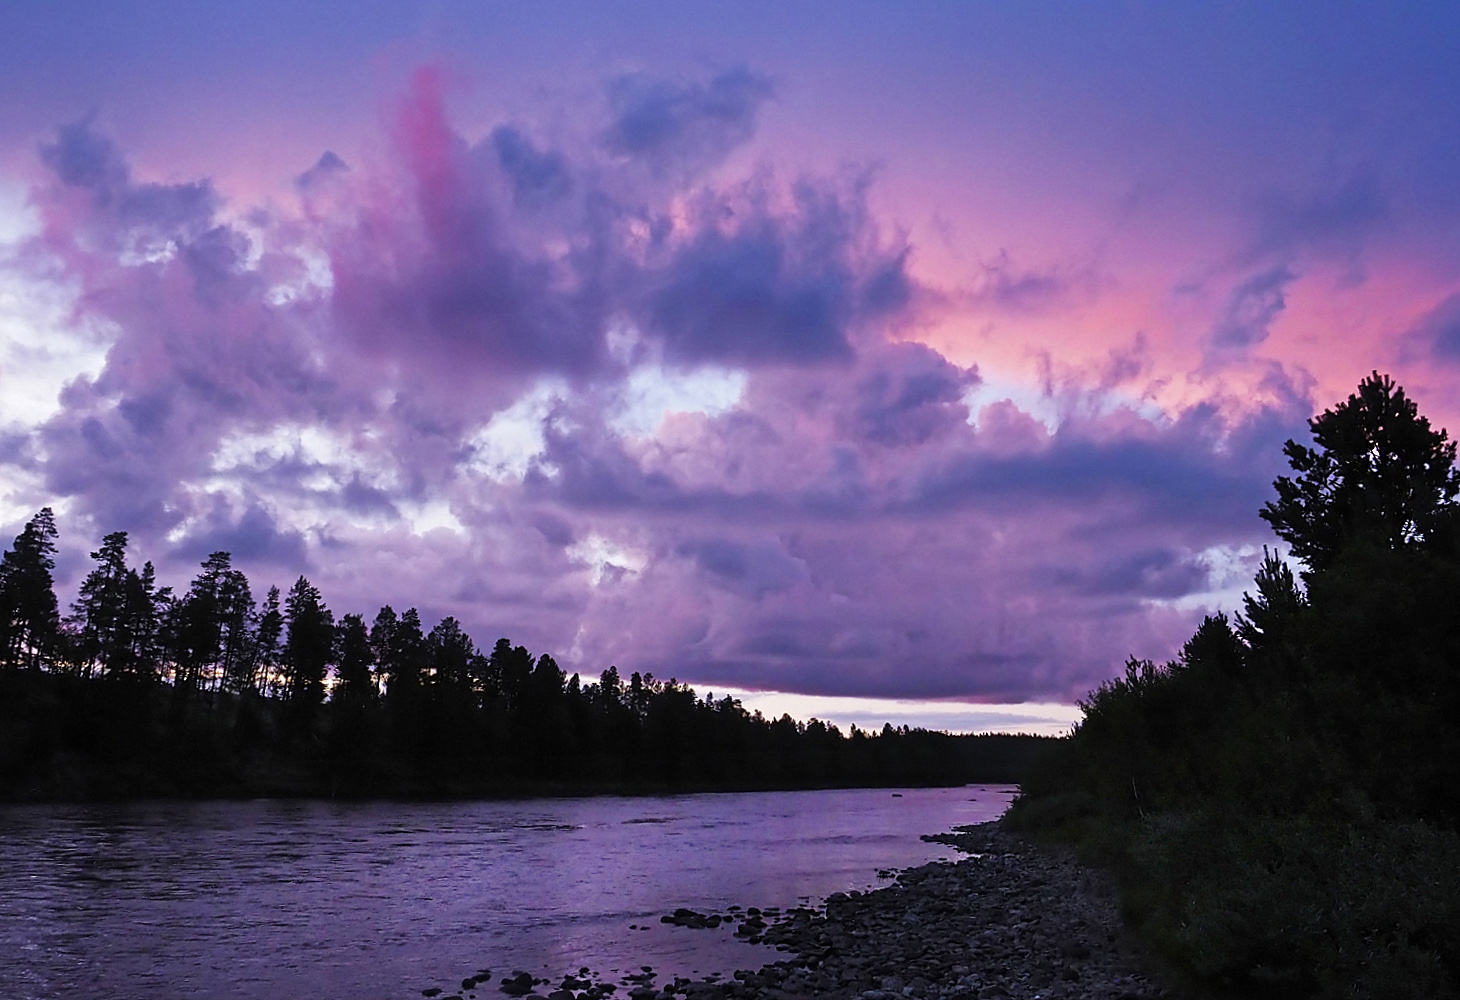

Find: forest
0;514;1045;800
1009;373;1460;999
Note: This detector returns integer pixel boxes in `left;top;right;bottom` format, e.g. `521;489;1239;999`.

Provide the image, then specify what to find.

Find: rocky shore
424;822;1169;1000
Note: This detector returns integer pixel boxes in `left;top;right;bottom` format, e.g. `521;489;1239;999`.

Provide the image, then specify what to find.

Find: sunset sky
3;2;1459;733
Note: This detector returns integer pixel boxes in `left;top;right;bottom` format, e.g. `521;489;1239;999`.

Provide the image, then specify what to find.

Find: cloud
602;67;774;176
677;535;806;599
489;126;572;208
645;178;912;366
1207;264;1297;355
296;150;348;191
1;69;1315;708
1246;173;1388;269
1403;293;1460;364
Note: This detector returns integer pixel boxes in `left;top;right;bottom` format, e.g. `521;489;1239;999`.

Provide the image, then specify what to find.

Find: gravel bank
428;822;1168;1000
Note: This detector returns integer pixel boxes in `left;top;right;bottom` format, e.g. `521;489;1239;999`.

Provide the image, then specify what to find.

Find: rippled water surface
0;785;1015;1000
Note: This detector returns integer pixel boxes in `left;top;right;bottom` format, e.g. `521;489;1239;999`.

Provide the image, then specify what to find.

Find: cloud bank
0;67;1315;705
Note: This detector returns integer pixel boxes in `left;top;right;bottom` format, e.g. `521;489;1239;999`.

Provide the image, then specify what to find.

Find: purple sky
3;3;1460;733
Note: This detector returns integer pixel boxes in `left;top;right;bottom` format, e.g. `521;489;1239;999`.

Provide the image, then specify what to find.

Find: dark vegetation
0;516;1046;800
1008;373;1460;999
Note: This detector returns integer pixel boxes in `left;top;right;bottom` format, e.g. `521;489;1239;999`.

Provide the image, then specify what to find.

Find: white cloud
0;252;112;430
609;363;746;438
464;379;567;483
567;532;648;586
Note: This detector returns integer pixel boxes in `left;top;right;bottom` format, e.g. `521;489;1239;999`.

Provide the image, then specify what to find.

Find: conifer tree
71;531;132;678
0;508;61;670
334;613;376;706
251;586;283;695
281;576;333;709
1262;371;1460;571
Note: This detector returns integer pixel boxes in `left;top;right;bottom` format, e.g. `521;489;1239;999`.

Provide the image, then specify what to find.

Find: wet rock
502;972;537;996
458;822;1167;1000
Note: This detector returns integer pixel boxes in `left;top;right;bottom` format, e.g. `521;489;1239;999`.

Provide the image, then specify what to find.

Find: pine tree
1262;371;1460;572
71;531;132;678
334;613;376;706
0;508;61;670
281;576;333;709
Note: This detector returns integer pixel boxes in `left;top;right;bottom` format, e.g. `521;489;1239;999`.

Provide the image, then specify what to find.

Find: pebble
425;822;1167;1000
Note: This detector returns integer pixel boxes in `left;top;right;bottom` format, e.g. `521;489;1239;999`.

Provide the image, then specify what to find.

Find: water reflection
0;785;1014;1000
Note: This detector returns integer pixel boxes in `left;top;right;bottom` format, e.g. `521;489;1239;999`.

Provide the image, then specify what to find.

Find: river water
0;785;1016;1000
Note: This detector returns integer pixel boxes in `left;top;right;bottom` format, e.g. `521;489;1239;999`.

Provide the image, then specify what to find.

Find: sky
3;2;1460;735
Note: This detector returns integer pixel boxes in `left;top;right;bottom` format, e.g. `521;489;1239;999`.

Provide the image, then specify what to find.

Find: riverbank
423;822;1168;1000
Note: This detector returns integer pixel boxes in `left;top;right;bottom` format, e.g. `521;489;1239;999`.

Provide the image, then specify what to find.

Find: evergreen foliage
0;518;1047;800
1010;373;1460;999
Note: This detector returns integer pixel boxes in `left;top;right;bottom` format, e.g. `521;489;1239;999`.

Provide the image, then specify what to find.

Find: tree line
1009;373;1460;999
0;519;1046;799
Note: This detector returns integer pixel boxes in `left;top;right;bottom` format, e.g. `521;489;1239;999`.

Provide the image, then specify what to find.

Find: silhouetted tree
168;552;234;694
426;617;476;701
486;637;534;710
1262;371;1460;572
70;531;132;678
215;566;256;694
0;509;61;671
251;586;283;695
334;613;376;707
124;561;170;681
1233;548;1305;657
281;576;333;712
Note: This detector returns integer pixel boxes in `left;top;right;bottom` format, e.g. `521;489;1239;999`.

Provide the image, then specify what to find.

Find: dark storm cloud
645;180;909;366
296;150;348;190
851;343;976;447
169;501;309;569
1246;173;1388;267
1404;294;1460;364
677;536;805;599
490;126;572;207
1043;547;1211;599
602;67;773;174
328;69;901;378
1208;264;1296;352
907;417;1288;530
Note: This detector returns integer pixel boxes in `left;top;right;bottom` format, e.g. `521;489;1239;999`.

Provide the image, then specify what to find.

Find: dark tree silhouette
334;613;376;707
281;576;334;711
0;508;61;670
1262;371;1460;571
71;531;133;678
252;586;283;695
1233;547;1305;656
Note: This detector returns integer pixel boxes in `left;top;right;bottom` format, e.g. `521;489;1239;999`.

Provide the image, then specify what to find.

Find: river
0;785;1016;1000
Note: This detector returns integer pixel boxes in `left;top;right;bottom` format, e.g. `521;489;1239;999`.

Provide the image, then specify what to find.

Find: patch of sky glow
1150;542;1292;616
0;226;112;429
212;423;394;487
464;380;566;483
605;319;640;366
117;232;179;267
609;363;745;438
702;687;1082;736
567;532;648;586
266;245;334;306
398;497;466;536
963;375;1063;435
964;372;1168;437
0;467;54;528
0;181;36;243
195;421;473;538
